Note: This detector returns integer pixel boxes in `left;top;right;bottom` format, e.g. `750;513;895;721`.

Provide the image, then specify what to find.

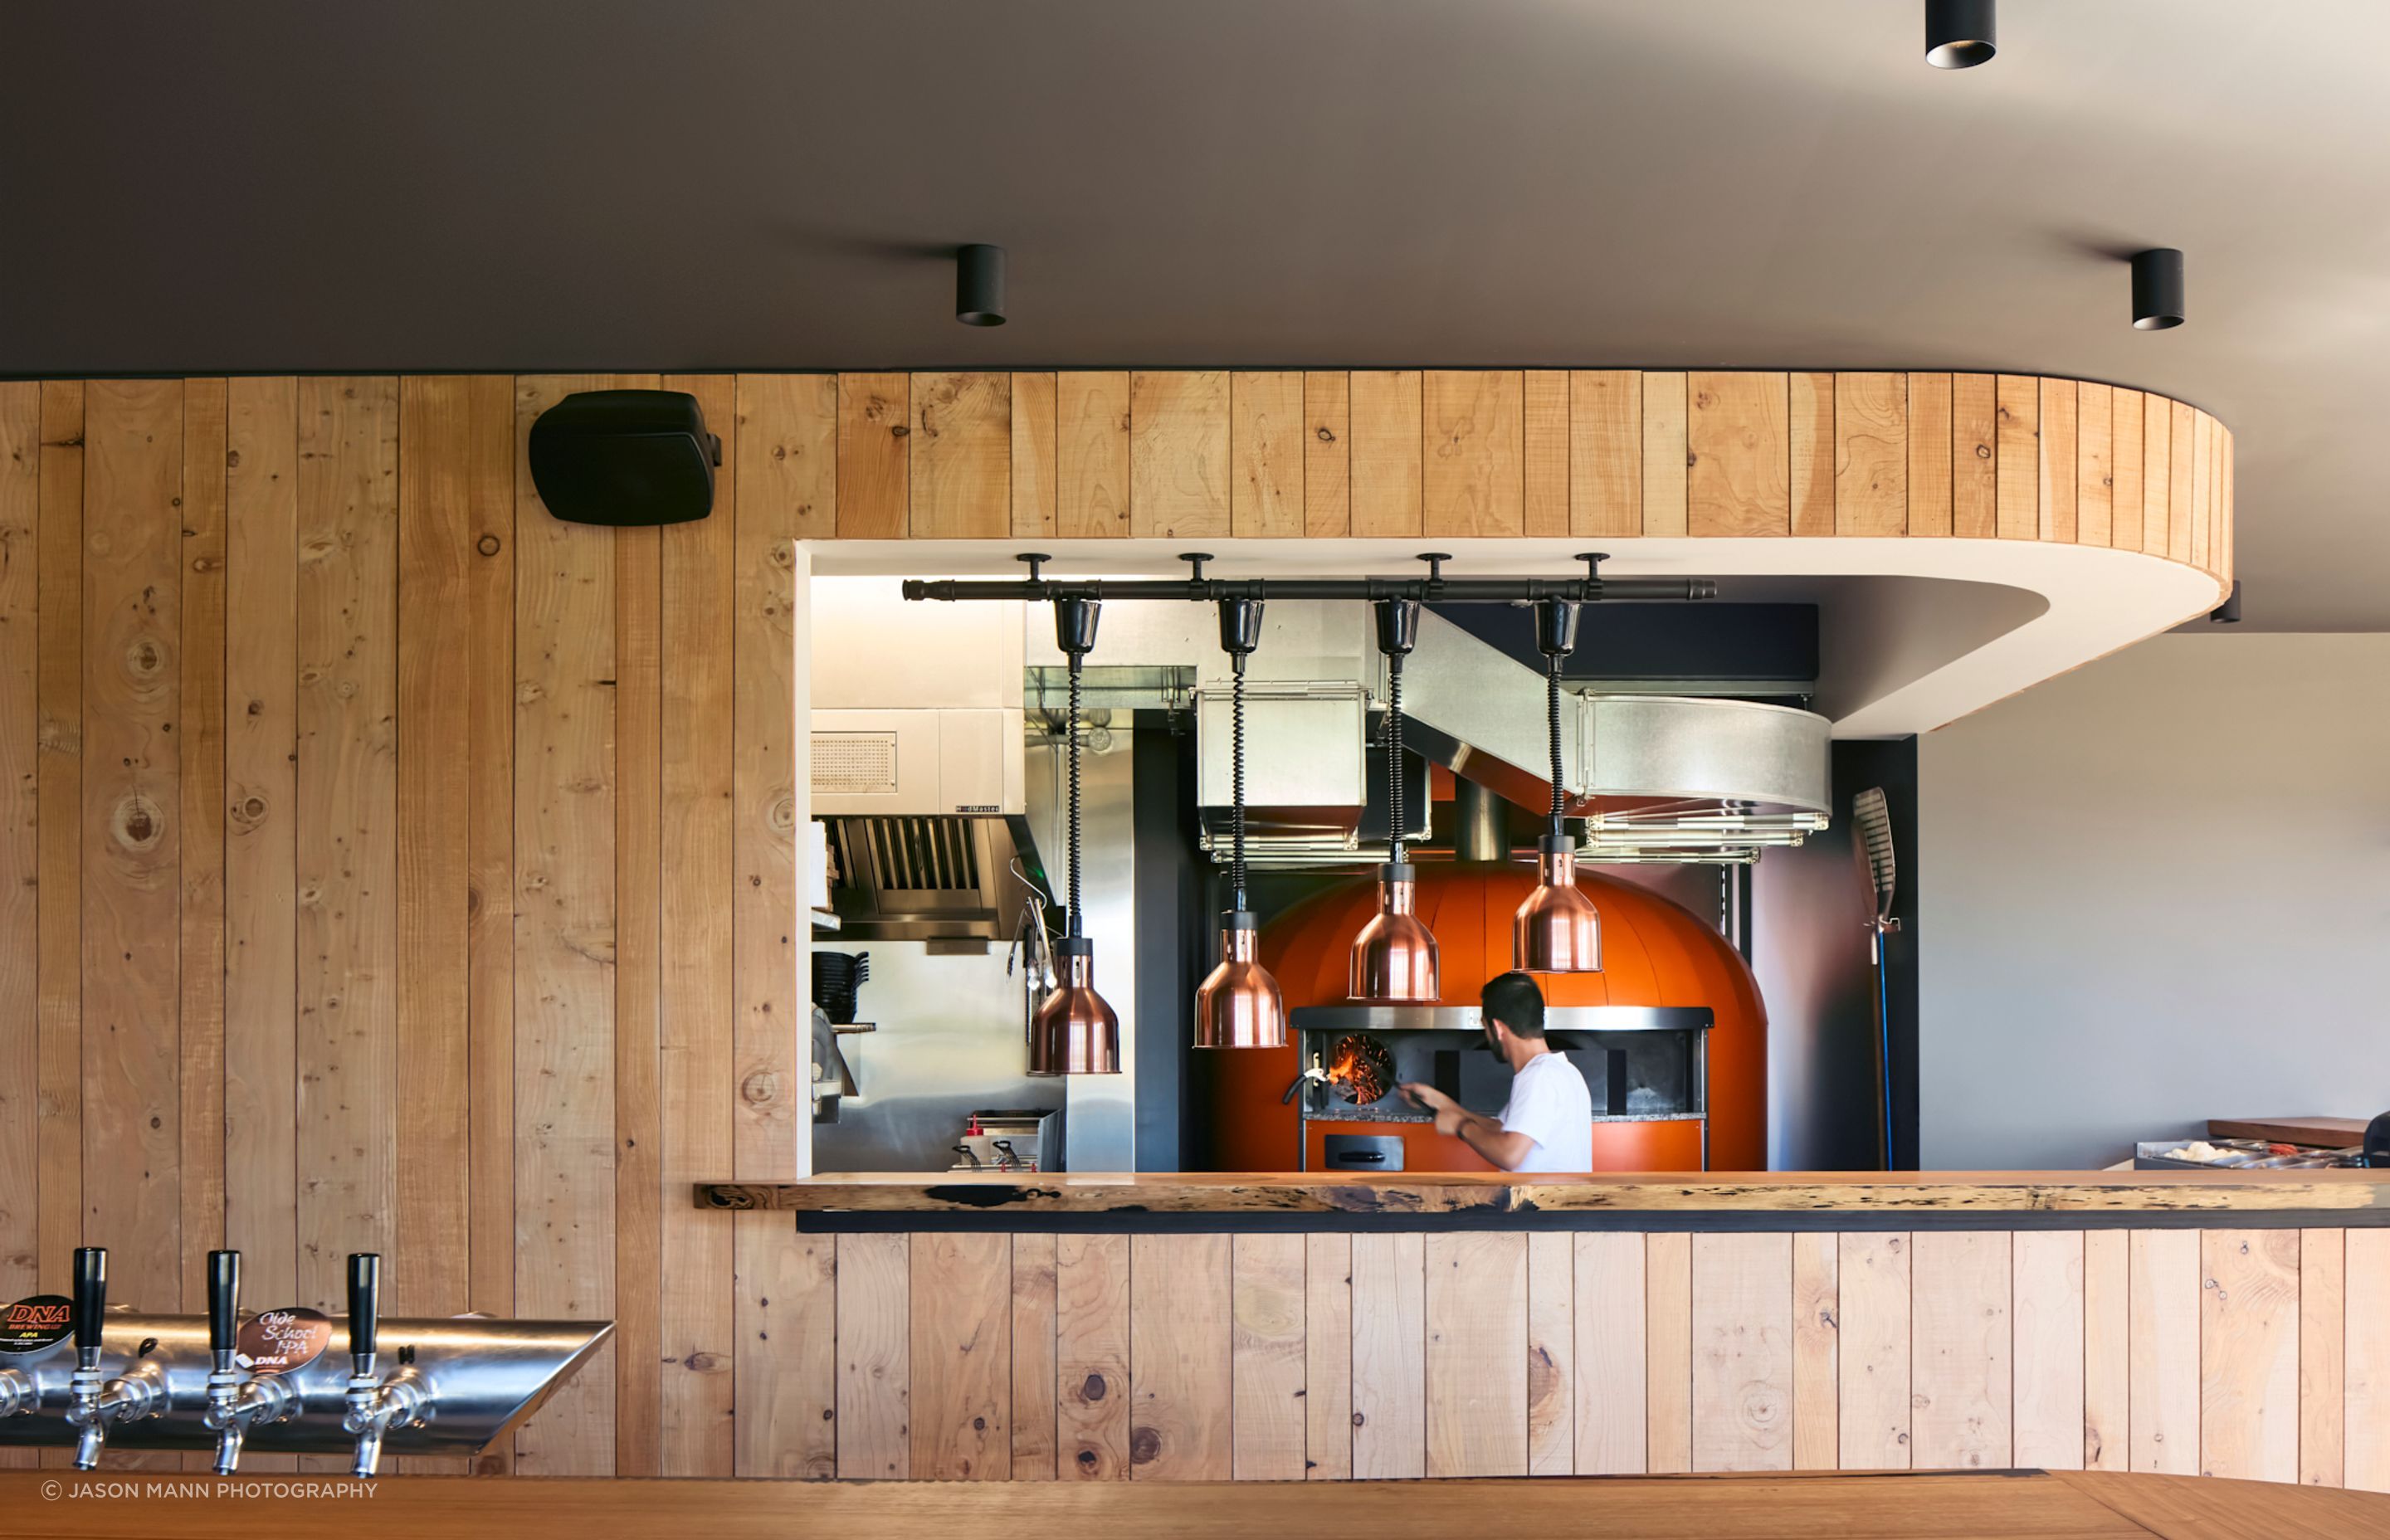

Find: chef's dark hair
1480;971;1547;1040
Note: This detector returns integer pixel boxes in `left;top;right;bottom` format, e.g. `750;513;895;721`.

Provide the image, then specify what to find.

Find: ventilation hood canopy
821;815;1048;943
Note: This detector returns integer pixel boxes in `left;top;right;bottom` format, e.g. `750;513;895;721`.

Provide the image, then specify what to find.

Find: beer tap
63;1246;166;1469
340;1254;427;1476
199;1250;296;1474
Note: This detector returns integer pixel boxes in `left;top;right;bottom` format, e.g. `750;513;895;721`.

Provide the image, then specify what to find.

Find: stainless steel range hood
820;813;1049;942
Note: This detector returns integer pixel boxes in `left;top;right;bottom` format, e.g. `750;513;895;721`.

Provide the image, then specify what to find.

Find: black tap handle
73;1246;107;1353
347;1253;379;1358
207;1250;241;1352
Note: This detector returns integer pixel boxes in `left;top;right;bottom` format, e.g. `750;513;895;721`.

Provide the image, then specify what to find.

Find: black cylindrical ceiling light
2131;247;2186;330
956;243;1007;327
2209;579;2242;624
1924;0;1996;68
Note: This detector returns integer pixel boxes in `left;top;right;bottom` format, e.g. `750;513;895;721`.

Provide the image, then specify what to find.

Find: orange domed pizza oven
1200;857;1766;1173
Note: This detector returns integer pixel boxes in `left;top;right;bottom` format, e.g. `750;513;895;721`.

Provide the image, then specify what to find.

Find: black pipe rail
902;551;1717;605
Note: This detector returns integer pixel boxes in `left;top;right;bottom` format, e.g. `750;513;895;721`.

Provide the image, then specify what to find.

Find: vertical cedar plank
1788;372;1833;538
1012;1231;1059;1480
912;1232;1014;1479
510;376;613;1473
1422;370;1524;539
2129;1227;2200;1474
1951;373;1997;538
834;373;908;540
1690;1233;1793;1472
1569;370;1641;539
612;498;662;1477
2076;382;2114;548
2110;392;2146;553
1573;1232;1645;1474
2084;1229;2130;1471
1640;373;1688;537
1056;373;1131;539
2167;399;2195;562
742;375;836;558
1229;371;1304;538
1994;375;2040;539
0;384;36;1343
1425;1231;1528;1478
658;374;734;1476
1521;371;1568;538
1791;1231;1838;1469
1304;1232;1353;1480
1645;1231;1693;1473
1127;372;1230;539
1525;1231;1573;1475
1686;373;1790;537
1836;1233;1910;1469
1057;1231;1132;1480
35;382;84;1308
1301;373;1351;539
1349;371;1423;539
1230;1232;1307;1479
1833;373;1906;537
836;1231;910;1479
739;1226;836;1478
1129;1232;1232;1481
2140;397;2172;557
1351;1231;1427;1479
2353;1229;2390;1492
81;378;183;1323
2040;378;2078;543
2300;1229;2344;1487
1009;373;1057;539
1910;1231;2011;1469
1905;374;1953;537
910;373;1012;539
2198;1228;2299;1483
178;379;227;1318
2013;1231;2086;1470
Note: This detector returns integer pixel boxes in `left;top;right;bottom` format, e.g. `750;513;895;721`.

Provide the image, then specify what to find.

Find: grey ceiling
7;1;2385;628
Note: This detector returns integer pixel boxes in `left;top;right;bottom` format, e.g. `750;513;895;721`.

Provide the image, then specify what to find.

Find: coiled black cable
1387;654;1407;865
1547;654;1566;838
1066;655;1083;936
1231;656;1248;911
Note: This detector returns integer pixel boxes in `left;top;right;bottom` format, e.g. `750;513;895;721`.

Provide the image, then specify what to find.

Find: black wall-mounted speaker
528;389;722;526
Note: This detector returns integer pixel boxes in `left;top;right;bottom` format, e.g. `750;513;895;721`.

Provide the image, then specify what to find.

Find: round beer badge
0;1294;74;1354
235;1307;333;1374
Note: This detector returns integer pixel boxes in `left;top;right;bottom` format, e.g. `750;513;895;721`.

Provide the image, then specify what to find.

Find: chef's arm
1455;1118;1538;1172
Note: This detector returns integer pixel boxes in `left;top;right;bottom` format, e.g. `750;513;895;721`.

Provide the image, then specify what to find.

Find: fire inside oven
1324;1033;1395;1106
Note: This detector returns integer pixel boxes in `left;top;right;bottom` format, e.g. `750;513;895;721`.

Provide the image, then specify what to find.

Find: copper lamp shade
1194;911;1286;1048
1029;936;1119;1076
1349;862;1441;1001
1514;835;1602;973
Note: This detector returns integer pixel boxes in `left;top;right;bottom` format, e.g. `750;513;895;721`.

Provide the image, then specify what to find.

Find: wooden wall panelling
2166;400;2195;563
1129;1232;1232;1481
1056;373;1130;539
612;484;663;1479
511;375;617;1473
1645;1231;1693;1473
1012;1231;1059;1480
1690;1233;1792;1472
1057;1231;1132;1480
1568;370;1641;539
1424;1231;1528;1478
2013;1231;2086;1470
836;1231;910;1479
2221;428;2236;584
2076;382;2114;548
1010;373;1057;539
1229;1233;1306;1480
0;384;35;1365
1994;374;2040;540
34;381;82;1313
1905;373;1953;537
2348;1228;2390;1493
2110;392;2145;553
1351;1231;1427;1479
1788;372;1834;538
2039;378;2077;543
1127;372;1229;540
2188;410;2213;571
1836;1233;1910;1470
657;373;734;1476
1304;1232;1353;1480
2198;1229;2298;1484
1640;373;1687;538
2300;1229;2344;1488
1521;371;1568;539
1422;370;1523;539
910;373;1012;540
1686;373;1790;537
1525;1231;1573;1475
1951;373;1997;539
2085;1230;2129;1472
2139;396;2171;557
177;381;227;1345
1910;1231;2011;1469
913;1231;1012;1480
834;373;907;539
1833;373;1906;537
1348;371;1422;539
1300;373;1352;539
2129;1227;2199;1475
1573;1231;1645;1475
81;378;184;1335
1229;371;1303;538
1792;1231;1838;1469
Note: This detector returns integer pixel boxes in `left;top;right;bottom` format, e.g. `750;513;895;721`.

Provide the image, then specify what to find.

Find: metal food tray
2134;1138;2361;1171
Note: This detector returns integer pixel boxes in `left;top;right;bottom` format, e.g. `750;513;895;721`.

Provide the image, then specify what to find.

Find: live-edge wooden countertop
694;1167;2390;1216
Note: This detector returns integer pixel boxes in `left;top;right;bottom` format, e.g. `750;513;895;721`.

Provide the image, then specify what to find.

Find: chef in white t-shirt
1398;971;1593;1172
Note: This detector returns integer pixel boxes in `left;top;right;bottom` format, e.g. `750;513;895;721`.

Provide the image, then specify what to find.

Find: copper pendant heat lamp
1195;595;1288;1049
1514;592;1602;973
1349;596;1441;1001
1028;592;1120;1076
